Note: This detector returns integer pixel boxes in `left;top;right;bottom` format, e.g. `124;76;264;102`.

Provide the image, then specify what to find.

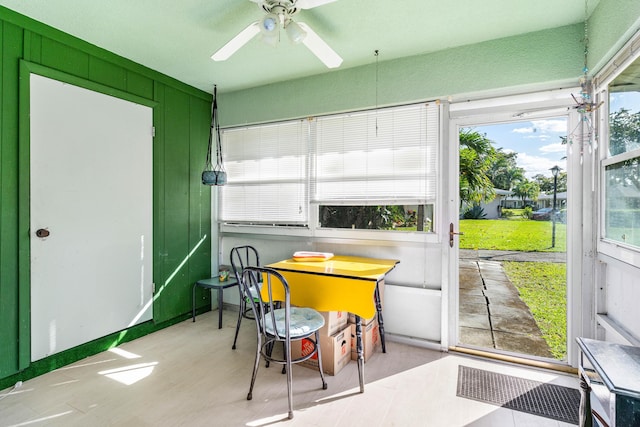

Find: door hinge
151;126;156;137
152;282;156;294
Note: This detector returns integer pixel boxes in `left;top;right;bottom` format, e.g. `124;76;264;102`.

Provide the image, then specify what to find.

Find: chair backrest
230;245;260;283
242;266;291;341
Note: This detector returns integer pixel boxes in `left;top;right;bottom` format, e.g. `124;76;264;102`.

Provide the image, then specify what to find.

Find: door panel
448;98;579;364
29;73;153;361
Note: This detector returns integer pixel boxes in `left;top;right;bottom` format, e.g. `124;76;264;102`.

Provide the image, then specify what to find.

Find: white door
447;92;583;365
29;73;153;361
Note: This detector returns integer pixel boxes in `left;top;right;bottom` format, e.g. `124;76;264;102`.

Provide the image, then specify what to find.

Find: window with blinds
218;102;440;231
313;102;439;205
219;119;308;225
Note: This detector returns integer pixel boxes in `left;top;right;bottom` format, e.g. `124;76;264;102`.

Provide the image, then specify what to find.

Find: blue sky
610;91;640;114
472;117;568;179
464;90;640;181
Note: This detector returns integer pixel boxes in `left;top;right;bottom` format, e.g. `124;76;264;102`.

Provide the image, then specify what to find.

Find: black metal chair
242;266;327;420
230;245;260;350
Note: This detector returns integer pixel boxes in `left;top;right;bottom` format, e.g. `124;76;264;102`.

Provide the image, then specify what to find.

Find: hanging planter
202;85;227;186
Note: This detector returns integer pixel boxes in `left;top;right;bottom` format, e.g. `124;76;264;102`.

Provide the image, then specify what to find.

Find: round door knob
36;229;50;238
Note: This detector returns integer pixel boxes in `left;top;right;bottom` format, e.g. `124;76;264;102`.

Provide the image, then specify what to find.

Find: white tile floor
0;310;578;426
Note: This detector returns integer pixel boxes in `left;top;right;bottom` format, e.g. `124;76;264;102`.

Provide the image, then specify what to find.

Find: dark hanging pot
202;85;227;186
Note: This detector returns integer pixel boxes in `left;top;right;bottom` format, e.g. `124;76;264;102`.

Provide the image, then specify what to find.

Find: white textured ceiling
0;0;600;94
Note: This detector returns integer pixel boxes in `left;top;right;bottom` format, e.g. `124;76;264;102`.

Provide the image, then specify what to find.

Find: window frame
219;101;444;244
597;37;640;263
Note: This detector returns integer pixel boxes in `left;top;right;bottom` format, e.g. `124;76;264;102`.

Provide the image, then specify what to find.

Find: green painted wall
218;0;640;128
219;24;585;127
0;7;212;386
588;0;640;74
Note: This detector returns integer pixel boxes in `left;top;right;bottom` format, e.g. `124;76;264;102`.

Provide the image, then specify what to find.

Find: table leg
217;288;223;329
355;315;365;393
192;283;197;322
374;283;386;353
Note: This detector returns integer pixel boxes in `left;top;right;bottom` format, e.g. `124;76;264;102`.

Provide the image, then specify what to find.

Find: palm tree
459;129;497;206
512;180;540;207
487;149;526;191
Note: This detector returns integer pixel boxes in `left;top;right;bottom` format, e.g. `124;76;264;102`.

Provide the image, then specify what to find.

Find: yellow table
266;255;399;392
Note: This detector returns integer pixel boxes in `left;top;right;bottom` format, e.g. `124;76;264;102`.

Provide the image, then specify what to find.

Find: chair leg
232;296;244;350
247;332;262;401
265;341;274;369
314;330;328;390
285;338;294;419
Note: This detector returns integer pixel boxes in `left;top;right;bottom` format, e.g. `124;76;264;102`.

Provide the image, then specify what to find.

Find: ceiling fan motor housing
212;0;342;68
261;0;299;17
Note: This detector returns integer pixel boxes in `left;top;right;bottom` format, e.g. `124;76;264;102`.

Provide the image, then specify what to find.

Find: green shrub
463;205;487;219
501;209;514;218
523;206;533;219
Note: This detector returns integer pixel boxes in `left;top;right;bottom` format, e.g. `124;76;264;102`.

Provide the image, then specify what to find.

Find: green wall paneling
152;81;167;325
40;36;89;79
189;95;213;314
0;20;23;378
89;56;127;91
0;8;212;383
154;84;193;323
23;29;41;63
126;70;154;100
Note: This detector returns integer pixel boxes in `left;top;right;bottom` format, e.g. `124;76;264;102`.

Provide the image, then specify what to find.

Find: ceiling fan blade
211;22;260;61
297;0;338;9
297;22;342;68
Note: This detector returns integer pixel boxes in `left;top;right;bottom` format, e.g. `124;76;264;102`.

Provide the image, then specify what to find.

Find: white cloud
513;127;534;134
539;142;567;154
524;134;551;140
513;119;566;137
517;153;566;178
531;119;566;133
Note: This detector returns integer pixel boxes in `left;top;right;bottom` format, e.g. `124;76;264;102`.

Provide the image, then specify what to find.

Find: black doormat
456;365;581;425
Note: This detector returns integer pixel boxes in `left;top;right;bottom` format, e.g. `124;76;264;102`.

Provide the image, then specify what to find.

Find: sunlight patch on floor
98;362;158;385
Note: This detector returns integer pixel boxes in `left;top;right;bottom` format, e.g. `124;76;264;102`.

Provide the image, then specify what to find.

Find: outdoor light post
550;165;560;248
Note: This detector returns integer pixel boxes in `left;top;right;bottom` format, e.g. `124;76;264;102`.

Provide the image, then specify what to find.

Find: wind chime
202;85;227;186
569;0;603;165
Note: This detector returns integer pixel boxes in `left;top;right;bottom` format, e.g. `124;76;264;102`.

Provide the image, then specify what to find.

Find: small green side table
192;276;238;329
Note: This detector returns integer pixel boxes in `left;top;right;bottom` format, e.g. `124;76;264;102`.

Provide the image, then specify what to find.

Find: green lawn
459;219;566;252
458;217;567;360
502;261;567;360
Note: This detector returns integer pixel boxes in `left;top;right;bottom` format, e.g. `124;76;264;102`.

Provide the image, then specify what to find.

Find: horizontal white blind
220;120;308;224
313;103;439;205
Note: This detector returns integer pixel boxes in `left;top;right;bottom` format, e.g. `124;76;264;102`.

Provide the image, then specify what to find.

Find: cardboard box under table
291;324;351;376
319;311;348;336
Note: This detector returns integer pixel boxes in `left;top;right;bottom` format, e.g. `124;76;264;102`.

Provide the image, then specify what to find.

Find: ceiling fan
211;0;343;68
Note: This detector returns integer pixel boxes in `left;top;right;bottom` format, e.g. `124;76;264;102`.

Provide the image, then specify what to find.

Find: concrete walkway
458;249;562;358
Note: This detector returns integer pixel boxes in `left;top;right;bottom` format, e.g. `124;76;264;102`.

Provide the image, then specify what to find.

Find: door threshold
449;346;577;375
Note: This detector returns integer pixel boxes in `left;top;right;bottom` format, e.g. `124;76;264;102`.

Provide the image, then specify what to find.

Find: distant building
536;191;567;210
465;189;568;219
